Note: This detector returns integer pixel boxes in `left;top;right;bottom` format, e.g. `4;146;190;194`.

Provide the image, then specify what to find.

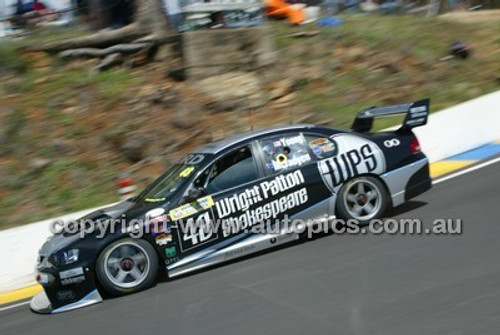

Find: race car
31;99;432;313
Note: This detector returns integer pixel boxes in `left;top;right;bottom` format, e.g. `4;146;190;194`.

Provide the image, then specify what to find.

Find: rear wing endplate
351;99;429;133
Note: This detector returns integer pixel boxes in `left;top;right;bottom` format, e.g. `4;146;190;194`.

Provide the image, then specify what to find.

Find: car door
254;132;335;228
170;143;264;256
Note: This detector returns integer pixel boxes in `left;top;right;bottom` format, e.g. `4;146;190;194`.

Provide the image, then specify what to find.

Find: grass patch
0;44;31;73
273;14;500;129
91;69;142;100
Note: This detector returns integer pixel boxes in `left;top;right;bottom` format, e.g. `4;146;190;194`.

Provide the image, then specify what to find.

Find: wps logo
318;139;385;191
383;139;401;148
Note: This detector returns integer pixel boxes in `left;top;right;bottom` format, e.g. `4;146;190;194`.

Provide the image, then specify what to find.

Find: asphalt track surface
1;161;499;335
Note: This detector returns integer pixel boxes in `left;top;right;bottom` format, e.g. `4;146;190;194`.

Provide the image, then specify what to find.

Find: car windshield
136;154;207;203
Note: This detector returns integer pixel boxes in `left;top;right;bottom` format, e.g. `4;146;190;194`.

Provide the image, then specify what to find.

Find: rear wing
351;99;429;133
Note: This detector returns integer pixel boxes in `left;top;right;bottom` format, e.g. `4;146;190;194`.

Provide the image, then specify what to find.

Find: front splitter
30;289;103;314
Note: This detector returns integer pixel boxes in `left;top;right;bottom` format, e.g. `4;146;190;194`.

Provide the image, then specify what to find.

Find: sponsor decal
61;275;85;286
165;257;178;265
179;166;195;178
151;221;171;235
224;244;255;259
56;290;75;301
410;106;427;114
272;153;311;171
279;135;303;146
180;211;217;250
322;144;335;153
383;139;401;148
156;233;173;246
165;246;177;258
144;197;166;202
148;214;170;236
309;138;337;158
146;208;165;218
182;154;205;165
276;153;287;163
319;138;385;190
309;138;329;146
215;170;305;218
262;135;311;172
197;196;215;210
59;267;84;280
169;195;215;221
406;118;425;125
178;170;309;250
217;170;308;237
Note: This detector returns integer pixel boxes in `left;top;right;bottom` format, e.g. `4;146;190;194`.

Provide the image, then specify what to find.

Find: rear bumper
405;162;432;201
381;157;431;207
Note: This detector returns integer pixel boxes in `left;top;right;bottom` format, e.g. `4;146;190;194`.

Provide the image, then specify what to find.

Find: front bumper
31;288;103;314
31;263;102;314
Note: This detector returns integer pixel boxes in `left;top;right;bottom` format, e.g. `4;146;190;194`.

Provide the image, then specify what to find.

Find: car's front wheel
96;238;158;296
336;176;388;225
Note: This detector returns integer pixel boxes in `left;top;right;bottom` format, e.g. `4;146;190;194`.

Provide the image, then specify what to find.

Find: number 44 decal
181;212;217;251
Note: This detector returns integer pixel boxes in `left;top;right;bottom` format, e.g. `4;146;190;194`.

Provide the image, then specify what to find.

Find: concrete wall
414;91;500;163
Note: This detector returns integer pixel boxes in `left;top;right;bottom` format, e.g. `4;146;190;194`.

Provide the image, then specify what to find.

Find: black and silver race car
31;99;432;313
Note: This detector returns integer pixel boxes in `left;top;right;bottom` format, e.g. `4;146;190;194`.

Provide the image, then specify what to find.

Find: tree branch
59;43;153;59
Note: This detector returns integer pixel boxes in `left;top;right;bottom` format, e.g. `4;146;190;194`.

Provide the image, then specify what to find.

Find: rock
326;59;343;73
194;72;266;112
208;100;242;112
166;68;186;82
139;85;157;98
154;44;172;62
28;158;53;173
345;46;367;62
26;52;51;69
270;92;296;108
1;173;27;190
269;79;294;100
50;139;74;155
120;135;148;162
302;62;324;81
149;89;179;108
34;76;50;85
295;112;317;124
161;90;179;108
62;107;78;115
143;84;179;108
170;103;201;129
0;139;13;156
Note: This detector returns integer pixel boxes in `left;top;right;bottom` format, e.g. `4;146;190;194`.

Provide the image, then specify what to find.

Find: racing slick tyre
336;176;388;226
96;238;158;296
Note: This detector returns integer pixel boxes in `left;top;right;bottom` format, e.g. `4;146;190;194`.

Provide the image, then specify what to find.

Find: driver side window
202;146;258;194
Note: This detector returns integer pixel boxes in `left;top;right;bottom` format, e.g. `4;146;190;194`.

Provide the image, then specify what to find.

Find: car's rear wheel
96;238;158;296
336;176;388;225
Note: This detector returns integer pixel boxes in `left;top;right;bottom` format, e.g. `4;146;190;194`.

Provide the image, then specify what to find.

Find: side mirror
187;187;205;201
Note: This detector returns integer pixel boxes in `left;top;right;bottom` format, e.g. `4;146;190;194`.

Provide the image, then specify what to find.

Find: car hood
39;201;137;256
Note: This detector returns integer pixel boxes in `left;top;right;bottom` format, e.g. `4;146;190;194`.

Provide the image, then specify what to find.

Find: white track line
0;300;30;312
0;157;498;313
433;156;500;185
